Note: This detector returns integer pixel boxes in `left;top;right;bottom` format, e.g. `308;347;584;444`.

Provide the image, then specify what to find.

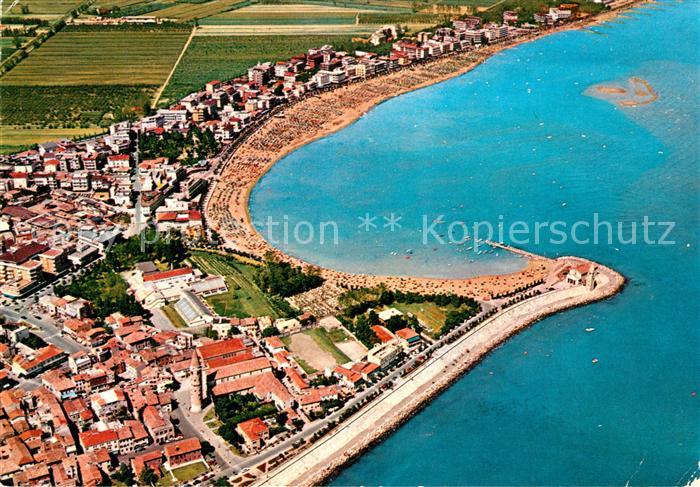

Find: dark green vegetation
111;464;135;486
54;268;145;321
340;286;481;342
0;85;156;128
0;24;189;152
19;333;48;350
189;251;293;319
255;252;323;298
160;34;392;103
140;124;220;163
215;393;277;444
54;230;188;320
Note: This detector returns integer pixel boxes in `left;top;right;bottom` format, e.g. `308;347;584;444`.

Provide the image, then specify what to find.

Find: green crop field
0;26;189;152
3;0;84;17
0;126;106;154
161;34;369;103
152;0;250;20
201;3;374;25
1;28;190;86
189;251;283;319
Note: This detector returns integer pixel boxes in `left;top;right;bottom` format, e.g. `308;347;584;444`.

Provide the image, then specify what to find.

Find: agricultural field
0;26;189;152
195;23;378;34
161;34;372;103
200;3;375;25
0;126;106;154
0;37;27;61
2;0;85;18
1;27;190;86
152;0;250;20
189;251;283;319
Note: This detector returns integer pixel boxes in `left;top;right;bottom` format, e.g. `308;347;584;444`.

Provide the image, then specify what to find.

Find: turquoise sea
251;2;699;485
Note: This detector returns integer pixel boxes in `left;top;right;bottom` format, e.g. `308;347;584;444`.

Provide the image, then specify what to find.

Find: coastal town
0;3;631;486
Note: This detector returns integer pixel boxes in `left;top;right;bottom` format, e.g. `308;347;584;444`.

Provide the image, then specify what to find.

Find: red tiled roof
142;267;192;282
164;437;201;458
214;357;272;381
237;417;268;442
0;243;49;264
197;338;246;362
371;325;395;343
285;367;309;390
263;336;285;349
79;429;117;448
395;328;419;340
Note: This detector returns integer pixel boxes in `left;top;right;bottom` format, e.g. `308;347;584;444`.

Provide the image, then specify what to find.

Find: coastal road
256;266;623;485
211;309;495;482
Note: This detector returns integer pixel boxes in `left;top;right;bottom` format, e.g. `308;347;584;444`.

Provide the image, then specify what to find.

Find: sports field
160;34;361;104
189;251;283;319
1;28;190;86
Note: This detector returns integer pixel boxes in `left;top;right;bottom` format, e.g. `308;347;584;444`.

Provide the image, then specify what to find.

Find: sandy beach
204;27;602;299
204;0;648;299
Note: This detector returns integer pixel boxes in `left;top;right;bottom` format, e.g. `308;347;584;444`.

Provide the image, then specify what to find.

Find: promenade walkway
257;264;622;486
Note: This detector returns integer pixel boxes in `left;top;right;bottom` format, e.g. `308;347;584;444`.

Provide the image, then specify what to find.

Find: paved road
208;303;528;483
0;305;87;354
172;379;240;470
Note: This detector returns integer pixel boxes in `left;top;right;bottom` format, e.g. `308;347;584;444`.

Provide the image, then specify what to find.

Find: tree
139;466;158;486
261;326;279;337
13;36;22;49
200;440;215;457
111;464;134;486
214;478;231;487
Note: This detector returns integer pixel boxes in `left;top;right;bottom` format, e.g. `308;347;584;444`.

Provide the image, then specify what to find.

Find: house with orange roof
11;345;66;377
62;397;94;429
131;449;163;479
236;417;269;452
142;405;175;444
89;387;127;421
12;462;50;486
272;351;292;369
333;365;364;390
298;386;341;415
41;370;77;400
163;437;203;470
395;327;422;351
77;453;104;487
285;367;309;393
78;430;119;453
371;325;396;344
263;336;286;354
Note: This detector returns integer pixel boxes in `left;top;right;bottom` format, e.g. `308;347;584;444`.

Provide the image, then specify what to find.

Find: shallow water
251;2;700;484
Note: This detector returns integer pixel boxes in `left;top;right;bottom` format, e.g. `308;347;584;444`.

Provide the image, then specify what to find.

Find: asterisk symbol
383;213;402;231
358;213;377;231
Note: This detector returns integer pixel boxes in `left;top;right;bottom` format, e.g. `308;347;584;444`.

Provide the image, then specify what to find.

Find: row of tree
254;252;324;298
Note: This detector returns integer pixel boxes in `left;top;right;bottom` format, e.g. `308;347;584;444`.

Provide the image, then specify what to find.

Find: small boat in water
585;327;595;332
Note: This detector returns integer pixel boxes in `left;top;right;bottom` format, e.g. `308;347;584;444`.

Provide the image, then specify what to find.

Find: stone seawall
259;262;625;487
